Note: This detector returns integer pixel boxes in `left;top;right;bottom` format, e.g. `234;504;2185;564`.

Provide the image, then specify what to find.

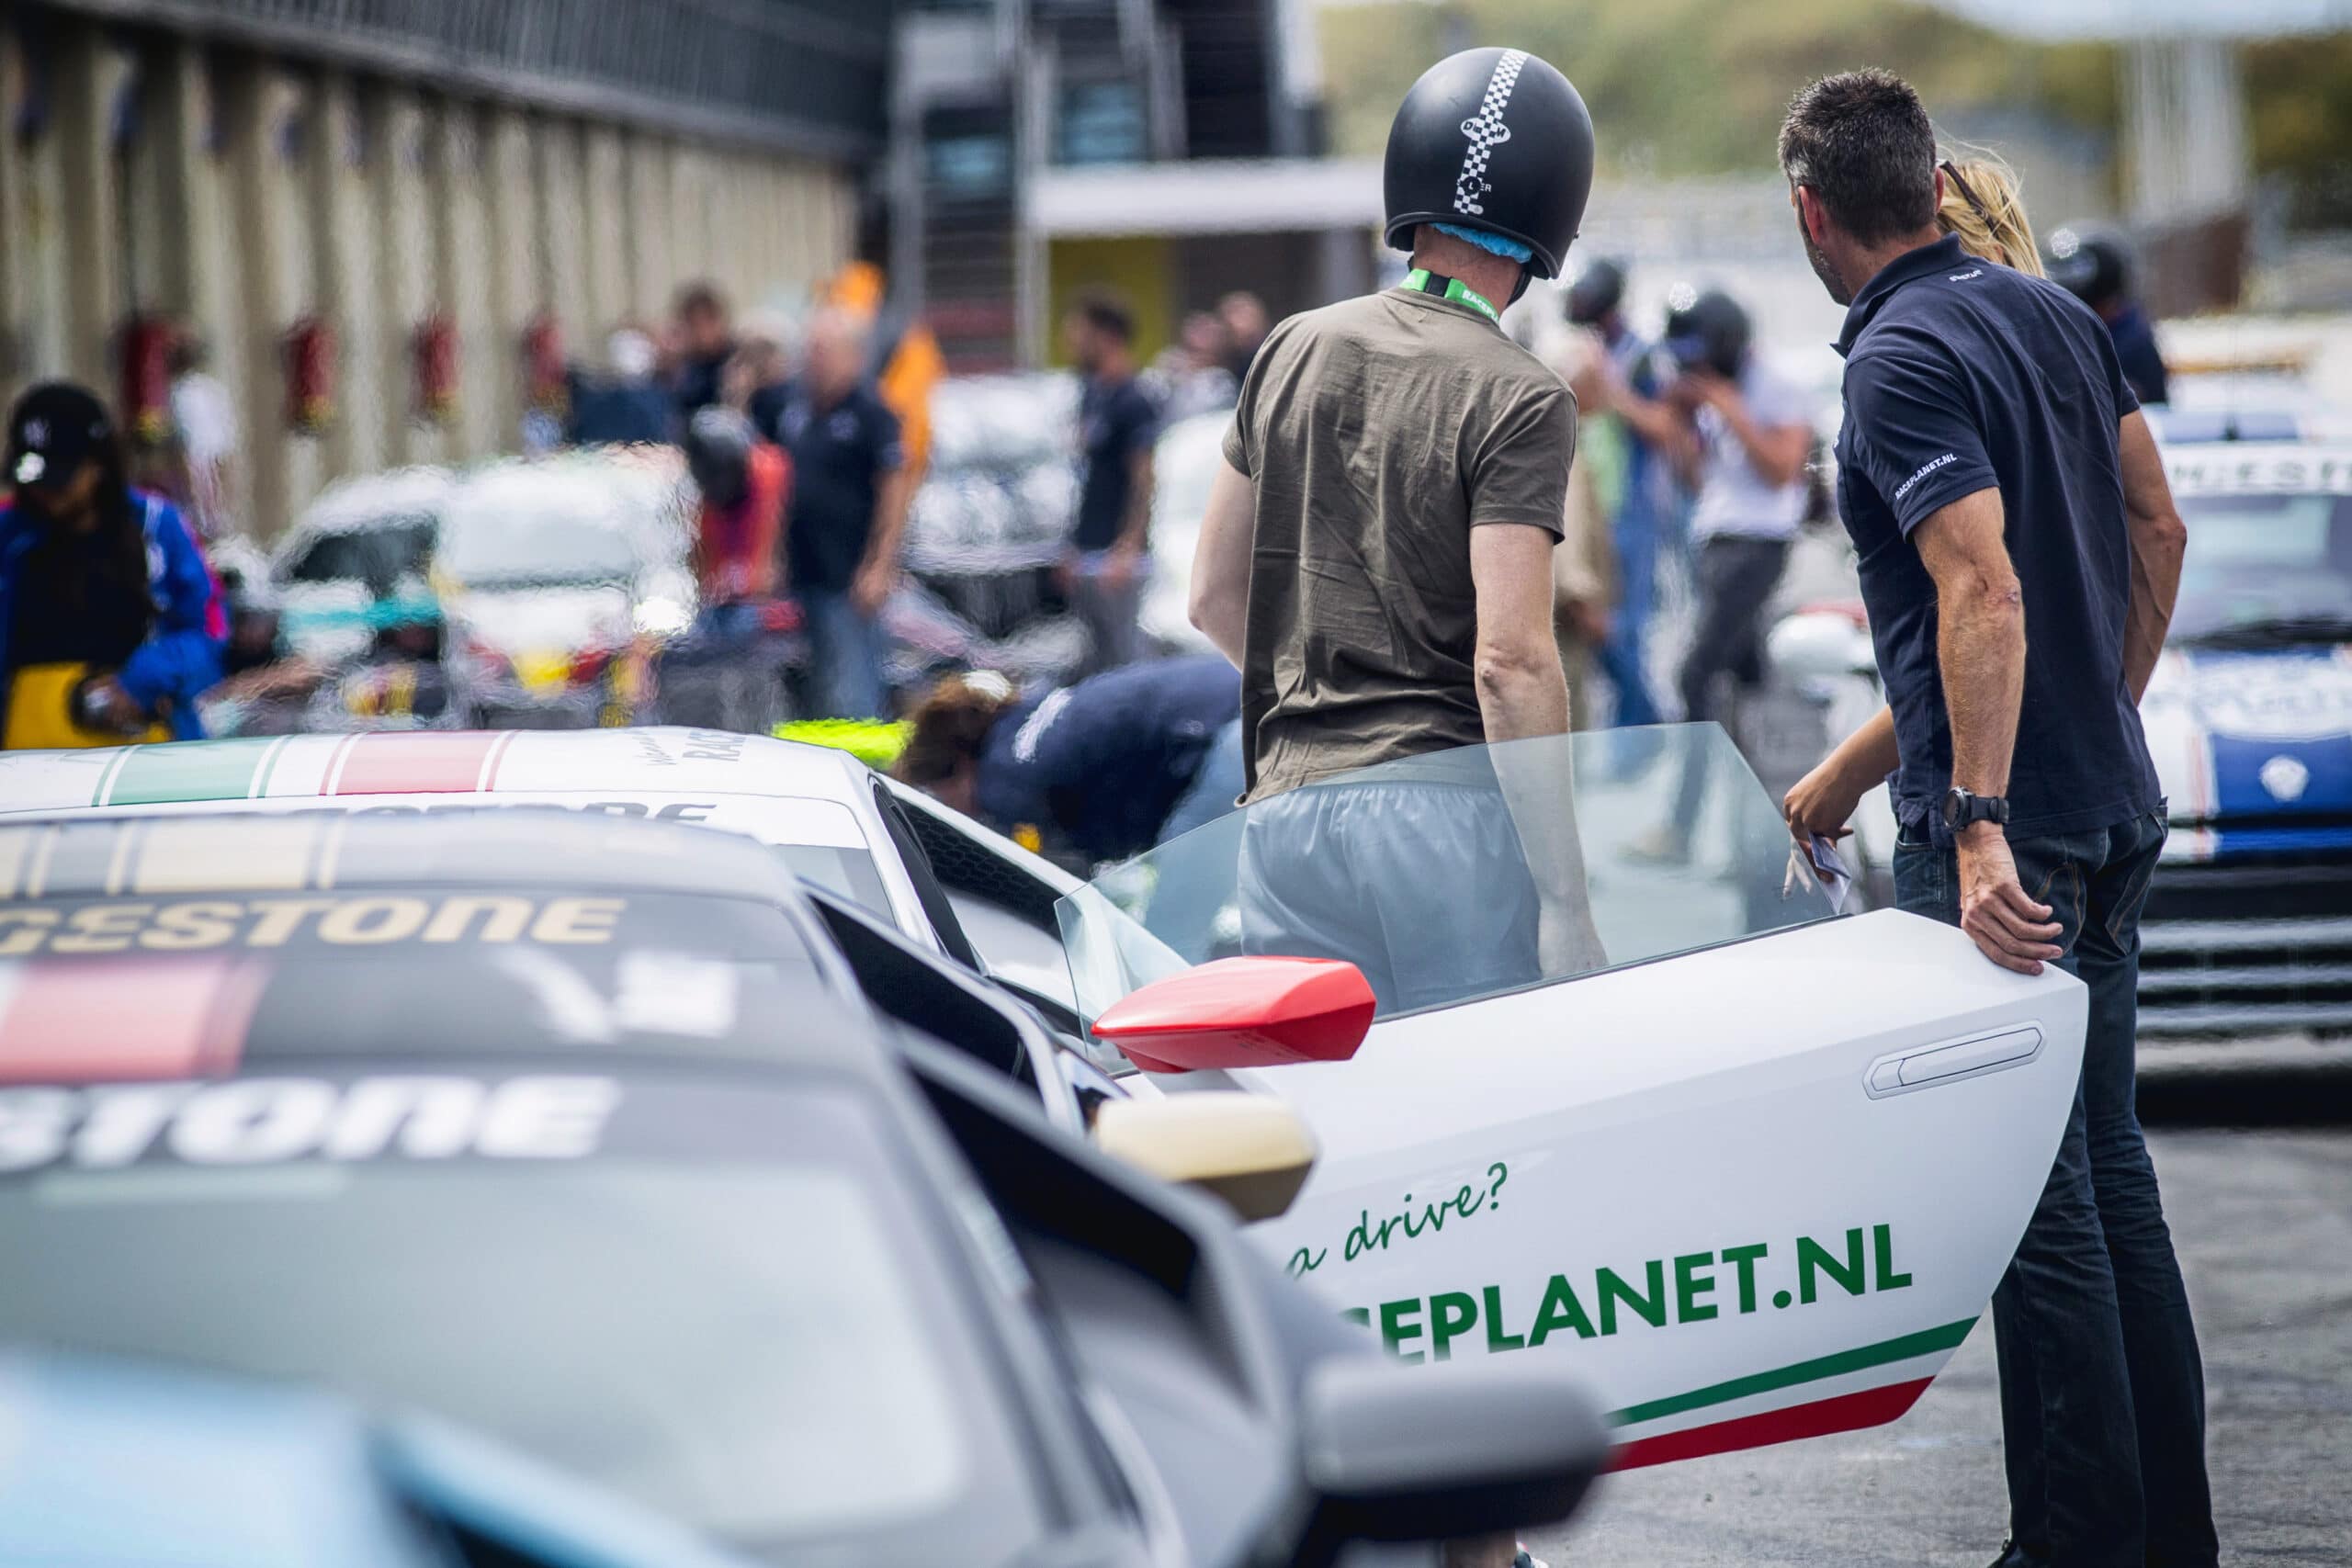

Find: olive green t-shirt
1222;286;1576;801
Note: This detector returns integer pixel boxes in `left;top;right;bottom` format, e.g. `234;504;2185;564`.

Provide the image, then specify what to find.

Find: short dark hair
674;280;727;321
1779;69;1938;245
1070;289;1135;345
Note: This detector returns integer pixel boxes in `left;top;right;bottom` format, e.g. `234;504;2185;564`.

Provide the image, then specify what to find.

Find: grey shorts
1236;777;1539;1017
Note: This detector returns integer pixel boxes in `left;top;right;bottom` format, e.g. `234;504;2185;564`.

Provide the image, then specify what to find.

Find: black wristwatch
1940;786;2011;831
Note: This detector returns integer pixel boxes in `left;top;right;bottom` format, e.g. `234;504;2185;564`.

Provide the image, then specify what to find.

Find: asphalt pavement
1536;1065;2352;1567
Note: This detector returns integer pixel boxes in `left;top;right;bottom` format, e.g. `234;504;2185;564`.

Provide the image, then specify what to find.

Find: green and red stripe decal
1605;1316;1976;1471
87;733;518;807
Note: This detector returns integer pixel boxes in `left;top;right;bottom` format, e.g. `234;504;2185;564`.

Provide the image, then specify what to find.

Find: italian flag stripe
1608;1315;1975;1429
101;739;282;807
1610;1378;1934;1471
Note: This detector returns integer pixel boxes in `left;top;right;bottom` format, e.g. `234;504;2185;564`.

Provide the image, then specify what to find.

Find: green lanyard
1403;267;1500;325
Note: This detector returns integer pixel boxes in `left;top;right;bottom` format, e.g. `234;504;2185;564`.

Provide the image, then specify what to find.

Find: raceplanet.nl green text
1343;1224;1913;1363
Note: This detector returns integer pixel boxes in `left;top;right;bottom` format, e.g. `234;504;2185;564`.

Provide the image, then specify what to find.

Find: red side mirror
1090;956;1376;1075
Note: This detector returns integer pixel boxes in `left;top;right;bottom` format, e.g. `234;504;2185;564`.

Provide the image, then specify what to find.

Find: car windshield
2170;490;2352;645
438;501;641;587
285;517;437;592
1056;726;1835;1043
0;1077;1045;1564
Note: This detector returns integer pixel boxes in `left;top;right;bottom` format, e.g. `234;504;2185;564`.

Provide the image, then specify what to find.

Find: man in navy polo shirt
1777;70;2211;1568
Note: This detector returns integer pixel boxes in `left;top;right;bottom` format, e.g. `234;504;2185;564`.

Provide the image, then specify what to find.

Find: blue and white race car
2139;441;2352;1034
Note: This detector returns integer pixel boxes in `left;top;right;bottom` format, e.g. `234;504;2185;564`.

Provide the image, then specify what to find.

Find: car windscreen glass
286;517;436;592
0;1077;1046;1563
438;503;640;587
1055;726;1834;1045
0;886;825;1062
776;842;893;916
2171;491;2352;644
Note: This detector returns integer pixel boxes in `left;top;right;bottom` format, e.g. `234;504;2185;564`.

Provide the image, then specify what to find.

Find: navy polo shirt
777;382;904;594
1833;233;2159;845
976;655;1240;863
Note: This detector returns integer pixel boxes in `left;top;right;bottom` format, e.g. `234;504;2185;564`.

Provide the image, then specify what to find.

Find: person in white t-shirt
167;331;239;541
1614;288;1814;860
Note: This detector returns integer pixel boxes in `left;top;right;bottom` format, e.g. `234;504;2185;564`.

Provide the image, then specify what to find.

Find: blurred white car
270;467;454;666
435;450;695;728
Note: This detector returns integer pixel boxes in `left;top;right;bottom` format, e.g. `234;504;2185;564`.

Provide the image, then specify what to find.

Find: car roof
0;808;797;905
284;468;455;539
2164;441;2352;497
0;810;886;1077
0;729;878;819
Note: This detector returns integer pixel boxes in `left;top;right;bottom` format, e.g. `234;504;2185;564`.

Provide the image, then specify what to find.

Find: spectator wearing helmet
682;406;788;647
1;382;224;748
1563;256;1669;737
1619;286;1815;863
2047;223;2168;406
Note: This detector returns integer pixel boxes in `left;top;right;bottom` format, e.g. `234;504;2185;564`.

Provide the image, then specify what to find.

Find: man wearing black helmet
2047;224;2170;406
1189;47;1605;1057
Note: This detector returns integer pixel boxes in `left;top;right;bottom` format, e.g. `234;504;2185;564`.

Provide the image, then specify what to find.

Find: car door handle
1863;1026;2043;1099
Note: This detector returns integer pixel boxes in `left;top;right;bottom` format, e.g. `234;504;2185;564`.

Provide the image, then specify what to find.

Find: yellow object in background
773;717;910;772
4;665;168;750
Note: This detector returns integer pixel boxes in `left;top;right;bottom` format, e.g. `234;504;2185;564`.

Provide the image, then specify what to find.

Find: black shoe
1987;1541;2048;1568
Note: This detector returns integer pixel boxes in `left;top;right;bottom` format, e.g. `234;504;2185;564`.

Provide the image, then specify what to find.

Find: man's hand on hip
1955;825;2062;975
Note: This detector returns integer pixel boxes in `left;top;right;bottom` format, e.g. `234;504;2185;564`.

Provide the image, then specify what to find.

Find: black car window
285;517;437;595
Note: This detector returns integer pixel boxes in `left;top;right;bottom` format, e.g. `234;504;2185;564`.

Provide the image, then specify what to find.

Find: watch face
1941;789;1965;828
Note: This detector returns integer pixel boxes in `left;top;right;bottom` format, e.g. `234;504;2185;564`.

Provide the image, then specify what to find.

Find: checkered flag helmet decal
1453;49;1527;217
1382;47;1595;279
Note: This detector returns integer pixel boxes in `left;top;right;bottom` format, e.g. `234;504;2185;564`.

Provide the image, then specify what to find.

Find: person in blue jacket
2;382;224;746
895;655;1242;864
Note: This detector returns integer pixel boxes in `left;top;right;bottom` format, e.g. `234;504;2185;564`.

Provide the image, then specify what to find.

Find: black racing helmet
1383;47;1595;281
1661;287;1751;380
1566;257;1626;325
683;406;756;511
2045;224;2131;309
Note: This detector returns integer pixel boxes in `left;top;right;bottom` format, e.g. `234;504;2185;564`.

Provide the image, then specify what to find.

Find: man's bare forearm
1478;652;1591;913
1830;705;1900;791
1940;582;2026;797
2116;412;2186;704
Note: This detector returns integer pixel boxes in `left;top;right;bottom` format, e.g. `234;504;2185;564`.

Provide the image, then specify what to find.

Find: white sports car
0;722;2082;1468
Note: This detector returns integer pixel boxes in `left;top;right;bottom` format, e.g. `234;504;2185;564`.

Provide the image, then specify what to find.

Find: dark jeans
1668;535;1787;834
1894;812;2216;1568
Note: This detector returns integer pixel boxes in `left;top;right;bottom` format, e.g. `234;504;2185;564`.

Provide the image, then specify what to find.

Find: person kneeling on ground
895;655;1241;866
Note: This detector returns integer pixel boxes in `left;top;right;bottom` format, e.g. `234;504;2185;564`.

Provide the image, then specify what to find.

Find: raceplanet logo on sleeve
1341;1224;1914;1363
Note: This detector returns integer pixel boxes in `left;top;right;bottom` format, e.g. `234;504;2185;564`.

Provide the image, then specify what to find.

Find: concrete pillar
1;23;74;389
534;117;592;353
310;73;384;483
581;121;629;336
481;104;539;448
625;132;674;326
221;61;322;538
431;100;498;464
52;21;131;389
377;84;438;468
153;40;242;446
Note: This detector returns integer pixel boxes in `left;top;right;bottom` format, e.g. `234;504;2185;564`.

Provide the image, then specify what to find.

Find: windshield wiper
2177;614;2352;650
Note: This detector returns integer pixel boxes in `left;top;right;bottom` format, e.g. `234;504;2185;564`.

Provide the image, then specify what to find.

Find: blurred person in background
1549;336;1618;730
2046;224;2168;407
668;281;737;422
1148;310;1241;422
824;260;946;484
165;326;239;540
1216;291;1272;381
725;311;795;437
778;309;910;718
1937;156;2045;277
1623;288;1814;863
567;327;673;447
681;406;788;645
1565;258;1669;738
895;656;1242;864
1064;290;1160;673
1;382;223;747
